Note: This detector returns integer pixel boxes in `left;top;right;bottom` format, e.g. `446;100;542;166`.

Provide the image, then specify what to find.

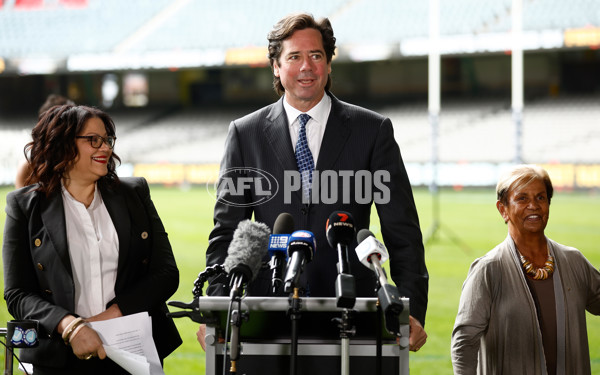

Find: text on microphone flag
269;234;289;250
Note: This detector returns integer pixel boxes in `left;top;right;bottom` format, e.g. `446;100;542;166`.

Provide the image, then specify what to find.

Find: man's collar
283;92;331;126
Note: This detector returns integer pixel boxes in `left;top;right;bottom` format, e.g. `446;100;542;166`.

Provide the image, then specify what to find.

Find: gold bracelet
62;317;84;345
68;321;88;344
61;317;80;340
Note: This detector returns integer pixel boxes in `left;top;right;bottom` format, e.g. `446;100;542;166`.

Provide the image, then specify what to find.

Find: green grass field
1;185;599;374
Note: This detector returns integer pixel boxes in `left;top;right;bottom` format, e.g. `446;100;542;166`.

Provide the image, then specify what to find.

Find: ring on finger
84;354;93;360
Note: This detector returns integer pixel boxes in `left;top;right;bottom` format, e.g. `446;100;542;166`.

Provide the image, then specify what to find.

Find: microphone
355;229;404;335
325;211;356;308
355;229;389;282
268;213;295;295
283;230;316;293
223;220;271;299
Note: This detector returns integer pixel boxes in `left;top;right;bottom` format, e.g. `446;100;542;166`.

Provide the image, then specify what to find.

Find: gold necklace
519;253;555;280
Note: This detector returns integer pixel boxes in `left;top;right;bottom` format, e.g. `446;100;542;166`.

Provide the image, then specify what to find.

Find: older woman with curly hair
451;164;600;375
3;105;181;374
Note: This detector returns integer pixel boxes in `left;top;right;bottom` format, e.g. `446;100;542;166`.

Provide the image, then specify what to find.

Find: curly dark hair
25;105;121;196
267;13;336;96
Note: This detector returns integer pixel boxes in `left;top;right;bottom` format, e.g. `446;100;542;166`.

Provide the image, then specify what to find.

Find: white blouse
62;184;119;318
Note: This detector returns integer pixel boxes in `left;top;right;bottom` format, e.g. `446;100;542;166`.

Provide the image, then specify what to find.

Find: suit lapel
100;183;131;273
264;94;351;203
263;97;298;172
40;191;72;276
316;93;351;171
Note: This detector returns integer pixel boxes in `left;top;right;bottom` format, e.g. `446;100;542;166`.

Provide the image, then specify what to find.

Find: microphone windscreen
224;220;270;282
273;212;294;234
357;228;374;243
355;229;389;269
325;211;355;248
268;213;294;258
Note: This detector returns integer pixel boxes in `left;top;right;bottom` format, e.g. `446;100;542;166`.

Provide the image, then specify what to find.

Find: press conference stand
199;296;410;375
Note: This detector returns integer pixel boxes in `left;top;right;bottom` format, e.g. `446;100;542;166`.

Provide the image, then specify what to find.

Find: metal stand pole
341;336;350;375
228;309;241;374
334;309;355;375
227;298;248;375
4;347;13;375
288;288;302;375
376;302;382;375
1;327;14;375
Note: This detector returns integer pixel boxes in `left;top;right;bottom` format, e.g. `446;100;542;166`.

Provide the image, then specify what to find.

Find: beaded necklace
519;252;555;280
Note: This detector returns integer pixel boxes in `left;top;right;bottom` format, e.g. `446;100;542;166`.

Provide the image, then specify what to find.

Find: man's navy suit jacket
207;93;428;325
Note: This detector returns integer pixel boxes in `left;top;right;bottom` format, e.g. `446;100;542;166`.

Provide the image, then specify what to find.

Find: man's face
273;28;332;112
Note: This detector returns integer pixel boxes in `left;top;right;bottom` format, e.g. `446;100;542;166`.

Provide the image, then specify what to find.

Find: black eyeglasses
75;135;116;149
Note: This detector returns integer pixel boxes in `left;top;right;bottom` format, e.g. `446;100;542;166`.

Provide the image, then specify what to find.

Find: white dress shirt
62;184;119;318
283;93;332;164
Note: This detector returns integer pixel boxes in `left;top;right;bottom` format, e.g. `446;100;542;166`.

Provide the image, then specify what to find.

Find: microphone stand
376;300;382;375
227;275;248;375
333;243;356;375
228;301;244;375
288;287;303;375
370;255;406;374
333;308;355;375
335;243;356;309
370;256;404;337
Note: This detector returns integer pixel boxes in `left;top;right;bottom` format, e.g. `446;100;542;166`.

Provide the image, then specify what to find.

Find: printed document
89;312;163;375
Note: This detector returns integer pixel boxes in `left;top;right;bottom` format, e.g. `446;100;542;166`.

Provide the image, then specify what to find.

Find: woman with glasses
2;105;182;374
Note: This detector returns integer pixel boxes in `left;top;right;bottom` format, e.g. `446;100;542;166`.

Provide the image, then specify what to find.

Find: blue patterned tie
295;114;314;200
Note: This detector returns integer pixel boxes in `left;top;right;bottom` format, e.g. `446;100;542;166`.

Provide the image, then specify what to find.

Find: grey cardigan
451;235;600;375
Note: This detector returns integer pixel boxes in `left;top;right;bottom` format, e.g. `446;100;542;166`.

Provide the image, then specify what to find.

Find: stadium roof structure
0;0;598;75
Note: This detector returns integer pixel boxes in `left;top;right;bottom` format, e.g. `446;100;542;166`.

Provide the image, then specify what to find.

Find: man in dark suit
204;13;428;351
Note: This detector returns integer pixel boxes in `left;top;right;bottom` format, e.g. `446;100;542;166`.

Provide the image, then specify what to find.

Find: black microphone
223;220;271;299
268;213;295;295
325;211;356;308
283;230;316;293
356;229;404;335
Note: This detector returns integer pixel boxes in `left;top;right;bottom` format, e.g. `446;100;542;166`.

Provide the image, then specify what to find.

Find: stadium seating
1;94;597;169
0;0;172;58
0;1;598;185
1;0;599;58
0;94;597;185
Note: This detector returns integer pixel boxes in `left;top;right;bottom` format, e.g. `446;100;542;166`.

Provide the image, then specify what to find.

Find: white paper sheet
89;312;164;375
104;345;150;375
